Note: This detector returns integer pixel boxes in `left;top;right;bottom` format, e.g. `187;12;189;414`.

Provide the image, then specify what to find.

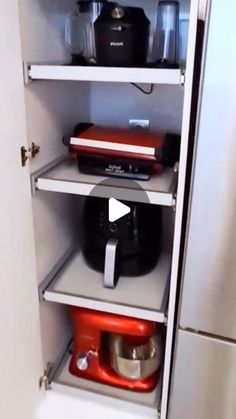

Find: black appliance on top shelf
94;4;150;67
65;1;180;68
83;197;162;288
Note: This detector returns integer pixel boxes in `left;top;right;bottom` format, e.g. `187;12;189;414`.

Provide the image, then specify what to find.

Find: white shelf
41;249;171;322
27;63;183;85
51;350;160;411
35;157;177;206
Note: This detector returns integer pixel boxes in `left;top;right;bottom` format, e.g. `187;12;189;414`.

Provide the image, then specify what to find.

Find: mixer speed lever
76;350;96;371
77;353;91;370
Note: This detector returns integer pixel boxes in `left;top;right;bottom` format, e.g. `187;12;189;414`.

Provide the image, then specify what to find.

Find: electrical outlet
129;119;150;129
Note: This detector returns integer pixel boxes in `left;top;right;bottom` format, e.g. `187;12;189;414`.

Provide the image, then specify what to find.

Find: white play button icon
109;198;131;222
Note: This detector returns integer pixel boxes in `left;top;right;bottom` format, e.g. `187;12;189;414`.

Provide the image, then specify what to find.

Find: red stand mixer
69;307;162;392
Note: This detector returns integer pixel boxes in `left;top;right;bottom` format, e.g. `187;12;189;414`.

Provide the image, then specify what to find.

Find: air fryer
83;197;162;287
94;5;150;67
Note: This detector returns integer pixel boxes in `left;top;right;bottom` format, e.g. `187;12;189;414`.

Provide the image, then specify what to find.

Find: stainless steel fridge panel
168;330;236;419
180;0;236;339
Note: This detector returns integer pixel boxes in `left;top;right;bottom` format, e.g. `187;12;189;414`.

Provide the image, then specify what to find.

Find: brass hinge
39;363;53;390
21;142;40;167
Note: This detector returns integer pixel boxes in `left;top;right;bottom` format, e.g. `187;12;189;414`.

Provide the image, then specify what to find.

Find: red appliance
69;307;162;392
64;122;178;164
63;123;180;180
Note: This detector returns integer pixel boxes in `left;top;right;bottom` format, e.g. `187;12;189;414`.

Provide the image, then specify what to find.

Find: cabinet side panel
32;194;84;365
25;82;90;366
26;81;91;173
0;2;43;418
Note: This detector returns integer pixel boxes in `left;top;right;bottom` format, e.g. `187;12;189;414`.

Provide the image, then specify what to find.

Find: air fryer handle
104;239;119;288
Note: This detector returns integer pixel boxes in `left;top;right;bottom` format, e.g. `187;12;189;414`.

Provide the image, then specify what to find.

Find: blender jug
152;1;179;68
65;0;107;64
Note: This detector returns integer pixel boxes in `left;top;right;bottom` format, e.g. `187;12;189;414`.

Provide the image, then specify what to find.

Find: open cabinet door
0;2;43;419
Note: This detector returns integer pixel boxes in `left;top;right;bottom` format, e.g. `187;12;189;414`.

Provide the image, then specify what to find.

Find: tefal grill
63;122;180;180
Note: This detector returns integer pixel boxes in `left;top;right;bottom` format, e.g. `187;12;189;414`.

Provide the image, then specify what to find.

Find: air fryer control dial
109;222;118;233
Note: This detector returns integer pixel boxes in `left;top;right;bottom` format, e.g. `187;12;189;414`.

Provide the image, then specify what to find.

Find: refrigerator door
168;330;236;419
179;0;236;339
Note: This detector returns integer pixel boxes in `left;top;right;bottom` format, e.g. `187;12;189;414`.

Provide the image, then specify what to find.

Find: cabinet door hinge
21;142;40;167
172;161;179;211
172;195;177;211
39;363;53;390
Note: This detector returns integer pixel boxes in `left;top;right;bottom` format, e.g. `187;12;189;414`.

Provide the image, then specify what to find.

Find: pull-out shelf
32;157;177;206
25;63;184;85
39;248;171;322
49;346;161;413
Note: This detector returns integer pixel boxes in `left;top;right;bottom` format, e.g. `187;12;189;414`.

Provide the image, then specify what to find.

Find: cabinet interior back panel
90;83;183;133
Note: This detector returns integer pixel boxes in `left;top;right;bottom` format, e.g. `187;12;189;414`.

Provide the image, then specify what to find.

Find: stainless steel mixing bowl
109;333;162;380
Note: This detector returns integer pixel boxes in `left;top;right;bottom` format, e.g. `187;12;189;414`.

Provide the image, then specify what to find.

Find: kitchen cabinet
0;1;205;418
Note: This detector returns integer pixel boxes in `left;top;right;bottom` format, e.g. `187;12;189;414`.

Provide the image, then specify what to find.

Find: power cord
131;83;154;95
